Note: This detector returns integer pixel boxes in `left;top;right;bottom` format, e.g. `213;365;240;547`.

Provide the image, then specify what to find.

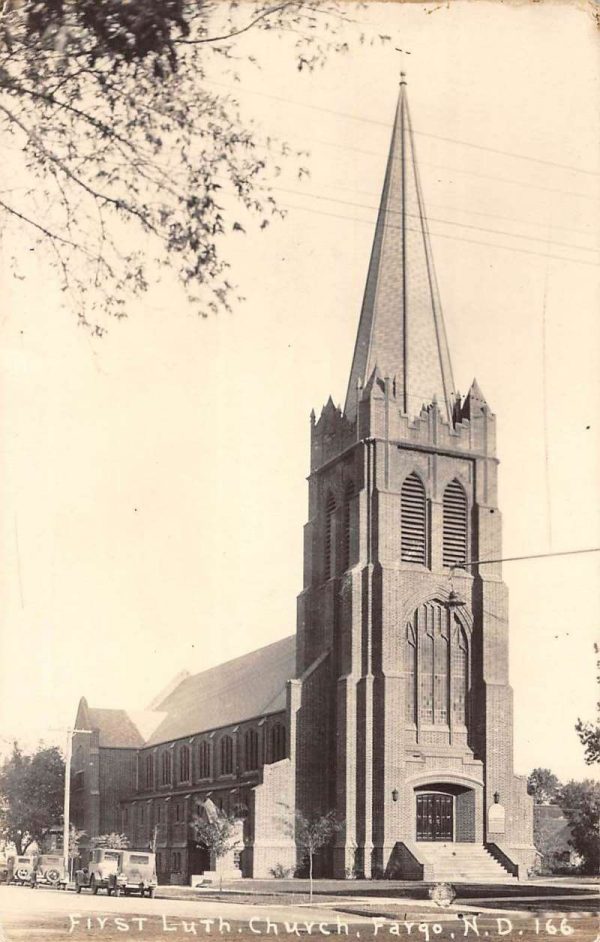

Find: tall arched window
404;623;416;724
443;479;468;568
342;481;354;571
271;723;286;762
179;744;191;782
161;750;172;786
198;740;211;779
451;621;469;725
401;473;427;565
220;735;233;775
324;492;336;579
244;729;259;771
145;753;154;789
404;601;470;728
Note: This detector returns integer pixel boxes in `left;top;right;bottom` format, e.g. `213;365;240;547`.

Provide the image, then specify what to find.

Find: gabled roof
75;698;166;748
77;637;296;751
345;79;455;423
145;636;295;747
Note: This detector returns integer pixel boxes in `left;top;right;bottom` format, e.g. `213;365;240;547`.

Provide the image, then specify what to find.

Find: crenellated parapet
355;369;496;459
310;396;357;471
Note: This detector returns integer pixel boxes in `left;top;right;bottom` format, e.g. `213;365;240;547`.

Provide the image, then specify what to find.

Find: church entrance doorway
416;793;453;841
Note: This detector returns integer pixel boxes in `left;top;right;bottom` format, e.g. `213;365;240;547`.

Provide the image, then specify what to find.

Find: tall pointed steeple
344;76;455;422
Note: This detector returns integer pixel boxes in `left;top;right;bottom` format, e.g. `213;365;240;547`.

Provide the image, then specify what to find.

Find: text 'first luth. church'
72;78;536;883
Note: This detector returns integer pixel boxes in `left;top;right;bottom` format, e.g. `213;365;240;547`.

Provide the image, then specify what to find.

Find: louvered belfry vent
443;479;468;568
401;473;427;564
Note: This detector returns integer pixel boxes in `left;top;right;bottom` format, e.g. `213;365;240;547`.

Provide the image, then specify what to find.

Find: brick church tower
293;78;535;880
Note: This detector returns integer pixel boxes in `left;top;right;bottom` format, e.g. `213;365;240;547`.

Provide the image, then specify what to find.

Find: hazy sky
0;2;599;784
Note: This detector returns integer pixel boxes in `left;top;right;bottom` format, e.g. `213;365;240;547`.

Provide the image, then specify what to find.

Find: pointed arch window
324;492;336;579
160;750;172;786
198;740;211;779
220;735;233;776
271;723;286;762
443;479;468;568
145;753;154;789
451;621;469;726
244;729;259;771
342;481;355;571
404;623;417;724
178;744;191;783
404;601;470;729
401;473;427;565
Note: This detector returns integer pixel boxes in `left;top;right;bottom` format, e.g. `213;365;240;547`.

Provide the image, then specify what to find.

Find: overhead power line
315;179;598;239
207;79;600;179
282;200;600;269
273;184;599;256
303;134;600;203
451;547;600;571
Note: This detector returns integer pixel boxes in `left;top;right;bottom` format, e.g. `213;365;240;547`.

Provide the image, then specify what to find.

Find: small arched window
342;481;355;571
179;745;191;783
161;750;172;786
220;735;234;775
324;492;336;579
198;741;211;779
401;473;427;565
271;722;286;762
443;479;468;568
244;729;259;771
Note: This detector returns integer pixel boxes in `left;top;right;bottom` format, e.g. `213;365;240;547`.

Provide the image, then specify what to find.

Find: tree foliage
575;643;600;765
0;742;65;854
190;807;240;861
293;810;342;900
527;767;562;805
0;0;375;332
90;831;130;849
558;779;600;875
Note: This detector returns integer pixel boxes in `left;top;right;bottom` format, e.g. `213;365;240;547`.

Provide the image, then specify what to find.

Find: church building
72;78;535;883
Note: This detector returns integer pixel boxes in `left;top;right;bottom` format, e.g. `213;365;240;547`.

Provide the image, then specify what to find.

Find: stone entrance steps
417;842;515;882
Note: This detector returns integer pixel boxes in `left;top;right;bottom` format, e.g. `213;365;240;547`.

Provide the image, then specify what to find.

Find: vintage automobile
7;855;36;885
76;848;121;895
0;854;8;884
76;849;157;897
117;851;157;897
35;854;68;889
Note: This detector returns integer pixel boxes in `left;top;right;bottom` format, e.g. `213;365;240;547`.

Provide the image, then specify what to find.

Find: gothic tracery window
404;602;470;728
401;473;427;565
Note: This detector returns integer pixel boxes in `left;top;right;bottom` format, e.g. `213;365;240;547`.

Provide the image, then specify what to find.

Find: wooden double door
416;793;454;841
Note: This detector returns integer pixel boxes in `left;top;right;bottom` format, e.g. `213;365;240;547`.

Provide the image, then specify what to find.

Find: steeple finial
394;46;411;84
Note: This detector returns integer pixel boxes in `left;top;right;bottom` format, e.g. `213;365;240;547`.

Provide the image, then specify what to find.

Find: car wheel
148;887;156;898
114;887;121;897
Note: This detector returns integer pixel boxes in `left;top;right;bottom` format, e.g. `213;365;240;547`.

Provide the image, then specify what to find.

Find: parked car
117;851;157;897
35;854;68;890
76;848;121;895
0;854;8;884
76;849;157;898
7;855;36;885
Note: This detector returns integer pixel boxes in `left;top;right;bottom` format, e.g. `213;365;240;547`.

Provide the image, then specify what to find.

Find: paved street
0;884;597;942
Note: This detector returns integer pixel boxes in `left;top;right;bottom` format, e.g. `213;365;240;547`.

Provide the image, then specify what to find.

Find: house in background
72;77;536;883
